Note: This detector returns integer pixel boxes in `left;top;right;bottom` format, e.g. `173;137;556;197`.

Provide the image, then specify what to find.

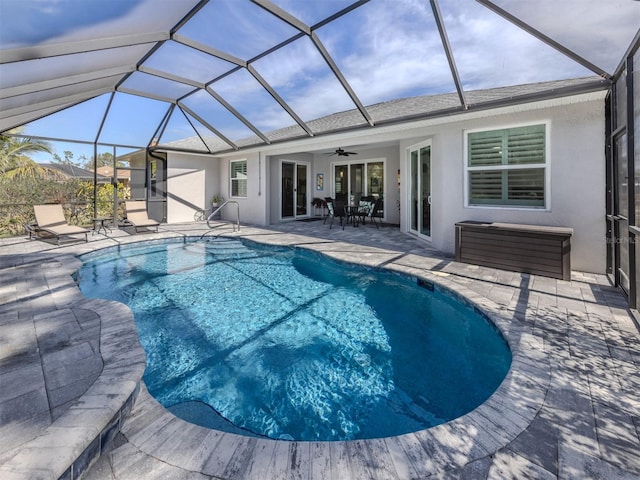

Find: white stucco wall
399;98;605;273
219;152;268;225
165;152;219;223
163;93;606;274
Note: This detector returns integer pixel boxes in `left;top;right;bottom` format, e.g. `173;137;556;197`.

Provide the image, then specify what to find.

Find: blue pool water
78;238;511;441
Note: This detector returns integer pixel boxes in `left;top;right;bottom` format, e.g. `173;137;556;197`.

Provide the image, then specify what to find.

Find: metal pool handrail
207;200;240;231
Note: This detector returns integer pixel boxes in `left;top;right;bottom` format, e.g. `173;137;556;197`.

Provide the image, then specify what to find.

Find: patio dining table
343;205;361;227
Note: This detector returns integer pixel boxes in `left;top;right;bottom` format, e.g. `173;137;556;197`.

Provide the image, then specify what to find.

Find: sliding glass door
408;141;431;238
606;48;638;311
332;160;384;208
281;161;309;219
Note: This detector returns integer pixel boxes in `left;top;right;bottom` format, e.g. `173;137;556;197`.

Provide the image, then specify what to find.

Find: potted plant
211;194;223;208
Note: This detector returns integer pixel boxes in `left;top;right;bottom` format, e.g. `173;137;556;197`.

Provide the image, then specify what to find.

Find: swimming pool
78;237;511;441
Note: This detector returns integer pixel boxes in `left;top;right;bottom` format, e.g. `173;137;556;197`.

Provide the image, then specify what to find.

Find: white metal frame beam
0;32;168;64
430;0;467;110
0;65;135;100
252;0;374;127
0;86;113;120
205;86;271;144
178;102;238;151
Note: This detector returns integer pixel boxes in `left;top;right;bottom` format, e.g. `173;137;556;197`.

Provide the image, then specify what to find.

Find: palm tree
0;128;58;179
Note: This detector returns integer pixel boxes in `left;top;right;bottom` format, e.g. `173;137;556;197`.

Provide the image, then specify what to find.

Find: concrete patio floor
0;219;638;479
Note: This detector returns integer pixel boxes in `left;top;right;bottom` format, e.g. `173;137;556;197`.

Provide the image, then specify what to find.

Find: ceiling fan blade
326;147;357;156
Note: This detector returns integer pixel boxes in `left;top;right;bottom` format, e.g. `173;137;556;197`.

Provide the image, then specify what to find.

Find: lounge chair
30;204;89;245
123;201;159;233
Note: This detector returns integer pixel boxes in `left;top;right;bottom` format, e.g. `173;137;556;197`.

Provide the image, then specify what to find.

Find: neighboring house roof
161;76;609;154
41;163;111;183
96;166;131;179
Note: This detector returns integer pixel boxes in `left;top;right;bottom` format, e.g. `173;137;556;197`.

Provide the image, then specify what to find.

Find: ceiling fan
327;147;357;157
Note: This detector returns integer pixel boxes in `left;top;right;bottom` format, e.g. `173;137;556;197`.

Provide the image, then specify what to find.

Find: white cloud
217;0;614;130
335;0;457;104
490;0;639;74
433;0;593;89
250;36;355;122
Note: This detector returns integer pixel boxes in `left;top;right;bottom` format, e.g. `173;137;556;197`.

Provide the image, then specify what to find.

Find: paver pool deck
0;220;638;479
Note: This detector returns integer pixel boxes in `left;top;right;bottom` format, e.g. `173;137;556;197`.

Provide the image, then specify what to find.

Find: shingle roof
41;163;110;182
161;76;608;154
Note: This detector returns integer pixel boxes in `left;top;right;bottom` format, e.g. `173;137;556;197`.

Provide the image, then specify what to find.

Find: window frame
229;159;247;198
464;122;551;210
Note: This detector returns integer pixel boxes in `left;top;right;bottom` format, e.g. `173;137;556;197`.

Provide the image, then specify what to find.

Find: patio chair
357;196;375;225
31;204;89;245
324;198;347;229
366;197;384;228
123;201;159;233
323;197;335;225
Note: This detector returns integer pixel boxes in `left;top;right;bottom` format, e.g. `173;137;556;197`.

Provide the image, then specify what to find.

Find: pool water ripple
79;238;511;441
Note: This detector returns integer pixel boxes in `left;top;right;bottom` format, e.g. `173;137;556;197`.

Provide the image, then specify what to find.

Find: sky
1;0;638;162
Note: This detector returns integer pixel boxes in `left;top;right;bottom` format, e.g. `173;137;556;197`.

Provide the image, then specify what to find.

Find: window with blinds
467;124;546;207
230;159;247;197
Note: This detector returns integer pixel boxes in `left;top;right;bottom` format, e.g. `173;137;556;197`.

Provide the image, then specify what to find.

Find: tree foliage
52;150;88;166
0;131;132;237
0;129;59;180
79;152;125;170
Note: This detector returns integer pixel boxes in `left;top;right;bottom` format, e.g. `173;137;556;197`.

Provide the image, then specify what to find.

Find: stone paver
0;231;145;479
0;220;638;479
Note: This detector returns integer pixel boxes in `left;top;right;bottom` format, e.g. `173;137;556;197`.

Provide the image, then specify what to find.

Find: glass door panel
334;164;349;203
410;150;418;232
296;164;308;216
349;163;364;204
615;133;630;293
367;162;384;198
147;151;166;223
409;143;431;238
367;161;384;217
282;162;294;218
420;146;431;237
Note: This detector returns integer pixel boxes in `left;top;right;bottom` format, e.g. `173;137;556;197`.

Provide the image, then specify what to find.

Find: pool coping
0;254;146;480
1;231;549;479
104;235;549;478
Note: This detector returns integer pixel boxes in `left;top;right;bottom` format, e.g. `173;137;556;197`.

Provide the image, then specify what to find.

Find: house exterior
96;166;131;188
160;78;607;274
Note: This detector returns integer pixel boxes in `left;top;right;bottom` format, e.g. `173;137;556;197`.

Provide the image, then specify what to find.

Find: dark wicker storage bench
455;221;573;280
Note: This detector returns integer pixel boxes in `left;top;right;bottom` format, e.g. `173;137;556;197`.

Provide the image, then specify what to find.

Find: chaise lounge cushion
33;204;89;243
124;201;160;231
